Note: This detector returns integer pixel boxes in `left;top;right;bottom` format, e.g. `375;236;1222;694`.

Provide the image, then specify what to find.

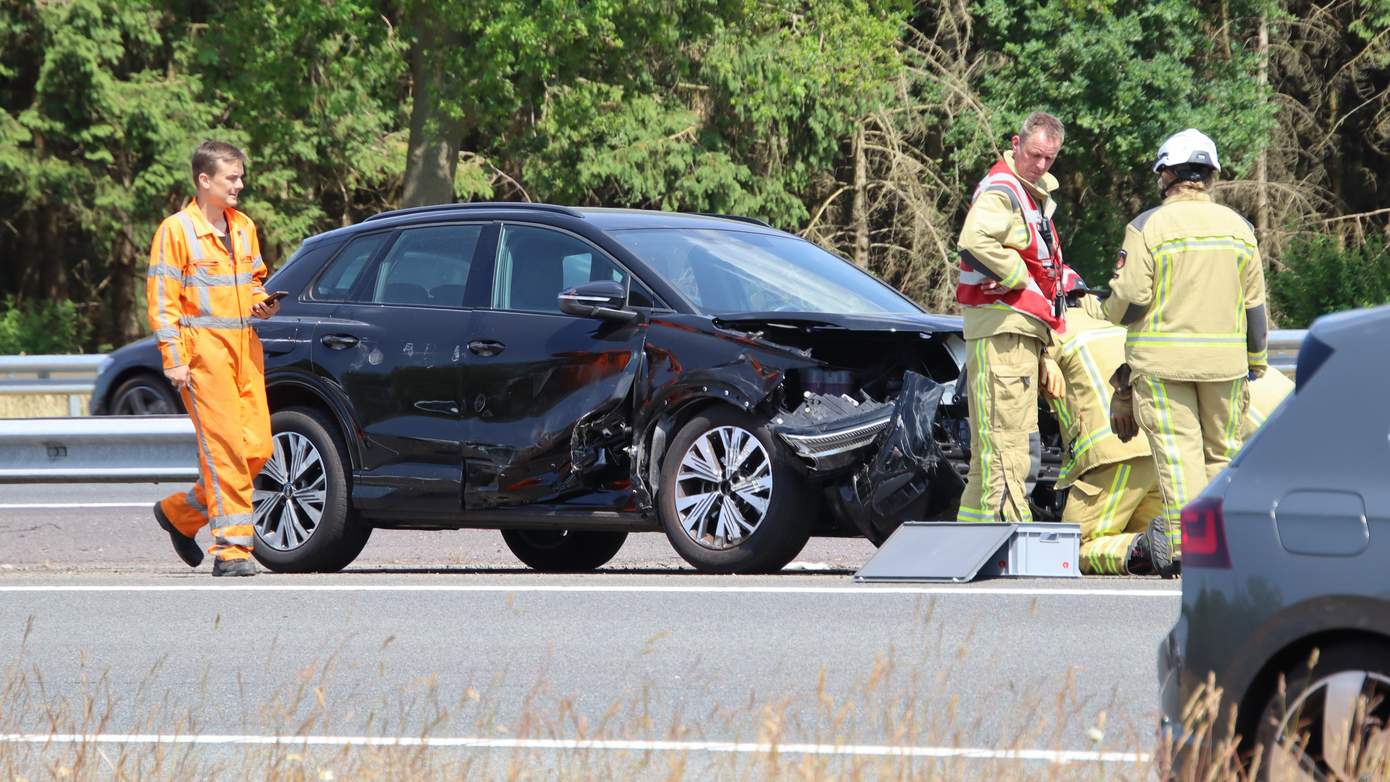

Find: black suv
97;203;1064;573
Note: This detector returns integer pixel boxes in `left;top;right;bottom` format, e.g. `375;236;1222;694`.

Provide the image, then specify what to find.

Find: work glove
1111;387;1138;442
1040;357;1065;400
1248;365;1266;381
1109;363;1138;442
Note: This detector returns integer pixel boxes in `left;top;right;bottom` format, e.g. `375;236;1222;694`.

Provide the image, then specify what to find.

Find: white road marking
0;733;1151;764
0;584;1179;596
0;502;152;509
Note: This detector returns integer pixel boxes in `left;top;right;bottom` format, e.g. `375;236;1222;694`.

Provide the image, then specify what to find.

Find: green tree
967;0;1278;286
0;0;216;347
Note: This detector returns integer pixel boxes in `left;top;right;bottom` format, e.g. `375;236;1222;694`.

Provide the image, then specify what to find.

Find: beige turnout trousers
1063;456;1165;575
957;333;1041;522
1132;374;1249;557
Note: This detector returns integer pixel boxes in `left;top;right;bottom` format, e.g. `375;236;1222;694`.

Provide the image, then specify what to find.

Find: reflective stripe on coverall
1048;298;1163;574
147;200;271;562
1104;190;1268;557
955;152;1066;523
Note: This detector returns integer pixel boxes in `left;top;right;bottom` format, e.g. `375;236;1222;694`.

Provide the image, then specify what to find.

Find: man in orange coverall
148;140;279;577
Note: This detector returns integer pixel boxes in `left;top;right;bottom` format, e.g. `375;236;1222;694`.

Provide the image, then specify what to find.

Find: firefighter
956;111;1077;523
1043;286;1172;576
147;141;279;577
1105;129;1268;570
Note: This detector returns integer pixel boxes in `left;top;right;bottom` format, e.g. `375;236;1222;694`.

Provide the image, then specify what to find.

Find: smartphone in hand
264;290;290;303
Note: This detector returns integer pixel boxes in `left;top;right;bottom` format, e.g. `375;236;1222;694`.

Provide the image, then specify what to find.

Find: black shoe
211;558;258;578
1126;515;1177;578
153;504;204;568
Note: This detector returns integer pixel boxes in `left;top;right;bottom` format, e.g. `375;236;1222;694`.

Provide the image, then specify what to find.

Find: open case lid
854;522;1016;583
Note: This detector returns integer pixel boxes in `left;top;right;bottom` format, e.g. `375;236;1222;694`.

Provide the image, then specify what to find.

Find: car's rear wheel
252;407;371;572
110;373;180;415
501;529;627;572
657;406;809;573
1254;640;1390;781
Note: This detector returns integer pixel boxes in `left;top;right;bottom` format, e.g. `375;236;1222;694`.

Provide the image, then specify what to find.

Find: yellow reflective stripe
1150;236;1257;255
1070;426;1113;464
1127;332;1244;345
973;338;994;517
1049;398;1073;432
1247;349;1268;364
1059;326;1126;358
1096;463;1130;536
957;506;994;522
999;262;1027;289
1222;378;1244;459
1147;377;1186;522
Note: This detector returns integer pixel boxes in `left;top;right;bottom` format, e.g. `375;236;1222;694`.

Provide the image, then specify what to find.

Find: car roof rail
696;212;773;228
361;202;586;223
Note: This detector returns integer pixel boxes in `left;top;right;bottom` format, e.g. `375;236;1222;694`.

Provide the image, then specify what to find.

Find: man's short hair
191;140;247;184
1019;112;1065;144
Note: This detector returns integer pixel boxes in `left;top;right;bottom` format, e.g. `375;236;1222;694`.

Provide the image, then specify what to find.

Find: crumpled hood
712;311;963;336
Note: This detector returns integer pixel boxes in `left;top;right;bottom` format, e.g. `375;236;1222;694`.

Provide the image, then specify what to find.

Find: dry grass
0;608;1383;781
0;394;89;418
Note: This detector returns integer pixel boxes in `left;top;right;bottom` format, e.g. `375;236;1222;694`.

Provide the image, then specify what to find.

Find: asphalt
0;483;1177;780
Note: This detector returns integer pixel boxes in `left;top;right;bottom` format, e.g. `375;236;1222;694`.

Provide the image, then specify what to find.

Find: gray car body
1158;304;1390;743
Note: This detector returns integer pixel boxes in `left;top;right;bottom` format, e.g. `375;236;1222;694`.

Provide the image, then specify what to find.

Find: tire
1252;640;1390;781
657;406;810;574
501;529;628;572
252;407;371;573
109;373;181;415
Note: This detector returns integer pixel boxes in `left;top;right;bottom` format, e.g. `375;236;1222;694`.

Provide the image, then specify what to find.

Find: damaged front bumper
772;371;963;543
773;394;894;470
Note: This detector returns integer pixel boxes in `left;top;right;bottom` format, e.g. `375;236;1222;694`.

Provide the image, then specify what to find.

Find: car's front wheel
501;529;628;572
1253;640;1390;781
657;406;809;574
109;373;181;415
252;407;371;572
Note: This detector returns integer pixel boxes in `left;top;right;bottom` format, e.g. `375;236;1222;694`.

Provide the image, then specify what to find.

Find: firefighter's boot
1126;515;1177;578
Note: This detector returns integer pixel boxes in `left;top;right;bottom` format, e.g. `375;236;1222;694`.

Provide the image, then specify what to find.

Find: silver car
1158;304;1390;779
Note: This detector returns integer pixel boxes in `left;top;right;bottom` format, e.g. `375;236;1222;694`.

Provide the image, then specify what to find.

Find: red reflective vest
956;159;1077;333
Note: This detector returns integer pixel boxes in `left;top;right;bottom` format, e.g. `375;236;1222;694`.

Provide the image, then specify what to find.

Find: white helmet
1152;128;1221;173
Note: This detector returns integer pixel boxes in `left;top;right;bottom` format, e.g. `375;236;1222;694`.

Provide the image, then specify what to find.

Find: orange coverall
146;200;271;563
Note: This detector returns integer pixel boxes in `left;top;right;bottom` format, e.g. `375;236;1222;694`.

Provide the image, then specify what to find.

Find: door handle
468;339;506;357
320;334;360;350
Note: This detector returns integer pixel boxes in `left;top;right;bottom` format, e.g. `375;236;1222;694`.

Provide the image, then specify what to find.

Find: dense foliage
1;0;1387;352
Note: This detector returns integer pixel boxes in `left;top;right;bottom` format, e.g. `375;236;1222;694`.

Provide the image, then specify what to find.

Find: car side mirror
558;280;636;323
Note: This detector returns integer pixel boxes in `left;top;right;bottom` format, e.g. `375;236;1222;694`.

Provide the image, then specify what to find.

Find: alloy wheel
252;431;328;551
673;425;773;550
113;384;176;414
1266;669;1390;781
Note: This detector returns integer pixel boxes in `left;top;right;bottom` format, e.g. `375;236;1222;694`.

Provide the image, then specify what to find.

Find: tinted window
311;233;389;301
493;225;628;314
611;228;920;315
368;224;482;307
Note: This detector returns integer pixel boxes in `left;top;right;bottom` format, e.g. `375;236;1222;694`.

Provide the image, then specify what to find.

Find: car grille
778;414;893;461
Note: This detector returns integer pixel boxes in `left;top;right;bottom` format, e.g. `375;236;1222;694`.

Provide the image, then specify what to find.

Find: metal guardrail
1268;329;1303;377
0;416;198;483
0;330;1308;483
0;354;106;416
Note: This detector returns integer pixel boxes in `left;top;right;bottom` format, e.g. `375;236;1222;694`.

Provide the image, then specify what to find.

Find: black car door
309;222;489;515
461;223;648;509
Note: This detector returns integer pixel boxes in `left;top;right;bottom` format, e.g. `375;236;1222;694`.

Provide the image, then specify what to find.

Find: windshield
610;228;921;315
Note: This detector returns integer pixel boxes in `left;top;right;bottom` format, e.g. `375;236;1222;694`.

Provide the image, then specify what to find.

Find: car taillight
1181;497;1230;569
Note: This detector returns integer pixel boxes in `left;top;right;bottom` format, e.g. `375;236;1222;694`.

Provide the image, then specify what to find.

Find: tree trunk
852;123;870;269
402;4;467;208
1255;14;1270;253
